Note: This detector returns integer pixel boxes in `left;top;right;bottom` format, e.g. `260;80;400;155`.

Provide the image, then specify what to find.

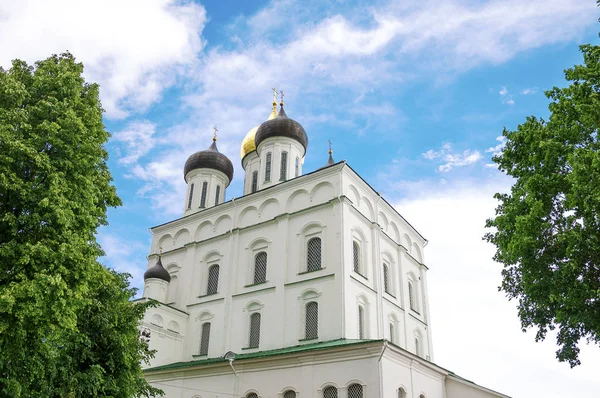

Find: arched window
389;322;395;344
254;251;267;284
295;156;299;177
265;152;272;182
305;301;318;339
358;305;365;339
348;384;363;398
252;171;258;193
215;185;221;205
249;313;261;348
199;322;210;355
398;388;406;398
247;393;258;398
200;181;208;208
383;263;390;294
419;395;426;398
408;281;416;311
284;390;296;398
323;386;338;398
307;237;322;272
280;151;288;181
187;183;194;209
206;264;219;295
353;241;360;274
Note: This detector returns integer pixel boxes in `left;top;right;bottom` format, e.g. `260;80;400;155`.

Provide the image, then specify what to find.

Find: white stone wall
183;168;230;216
256;136;305;190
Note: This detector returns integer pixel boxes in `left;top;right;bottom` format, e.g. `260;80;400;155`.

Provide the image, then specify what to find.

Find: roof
184;140;234;183
144;338;379;373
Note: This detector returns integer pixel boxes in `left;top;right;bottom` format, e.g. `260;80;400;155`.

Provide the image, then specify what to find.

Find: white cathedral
139;95;510;398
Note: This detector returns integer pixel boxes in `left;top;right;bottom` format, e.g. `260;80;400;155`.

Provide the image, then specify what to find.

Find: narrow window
353;241;360;274
409;281;416;311
249;313;261;348
348;384;363;398
254;251;267;284
200;181;208;208
389;322;395;344
265;152;272;182
358;305;365;339
295;156;299;177
206;264;219;295
187;183;194;209
199;322;210;355
415;336;420;356
280;151;288;180
284;391;296;398
247;394;258;398
323;386;338;398
306;237;322;272
252;171;258;193
398;388;406;398
383;263;390;294
305;301;318;339
215;185;221;205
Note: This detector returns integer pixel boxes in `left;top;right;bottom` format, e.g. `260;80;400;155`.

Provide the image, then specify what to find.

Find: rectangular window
206;265;219;295
254;252;267;284
295;156;299;177
280;151;288;181
199;322;210;355
305;302;318;339
265;153;272;182
252;171;258;193
383;264;390;294
200;181;208;208
215;185;221;205
409;282;416;311
249;313;261;348
187;183;194;209
358;305;365;339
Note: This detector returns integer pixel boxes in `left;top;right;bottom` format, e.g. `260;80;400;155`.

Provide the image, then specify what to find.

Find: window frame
187;183;194;209
295;156;299;177
199;322;211;356
215;185;221;205
248;312;261;348
306;236;322;272
200;181;208;208
304;301;319;340
265;152;272;182
253;251;268;285
205;264;220;296
251;171;258;193
280;151;288;181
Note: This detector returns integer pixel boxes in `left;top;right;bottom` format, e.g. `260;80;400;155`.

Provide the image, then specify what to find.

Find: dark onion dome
255;103;308;155
184;140;234;184
143;256;171;282
326;150;335;166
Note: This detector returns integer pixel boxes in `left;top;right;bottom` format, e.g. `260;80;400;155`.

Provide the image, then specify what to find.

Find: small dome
240;102;279;162
184;140;234;184
143;257;171;283
255;104;308;155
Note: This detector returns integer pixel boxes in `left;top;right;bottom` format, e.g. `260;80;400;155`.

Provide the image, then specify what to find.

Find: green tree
485;42;600;367
0;53;161;396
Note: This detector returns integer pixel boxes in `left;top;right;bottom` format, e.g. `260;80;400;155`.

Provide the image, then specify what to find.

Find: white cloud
393;178;600;398
521;87;538;95
498;86;515;105
113;121;157;165
98;233;148;290
499;86;509;96
0;0;206;118
423;143;482;172
485;135;507;155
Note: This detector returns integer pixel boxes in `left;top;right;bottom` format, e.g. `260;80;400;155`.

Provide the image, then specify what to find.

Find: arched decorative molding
242;389;261;398
247;236;271;250
157;234;173;250
195;221;213;241
381;250;395;265
299;220;326;234
150;314;163;327
389;222;401;243
402;233;412;250
397;386;408;398
344;379;366;387
239;205;259;228
173;228;190;247
279;386;299;395
286;188;310;213
300;288;321;300
167;320;180;333
259;198;281;220
214;214;233;235
347;184;361;205
412;243;423;263
360;196;375;220
202;250;222;263
196;310;214;322
378;211;389;231
310;181;335;204
318;381;340;390
245;300;265;312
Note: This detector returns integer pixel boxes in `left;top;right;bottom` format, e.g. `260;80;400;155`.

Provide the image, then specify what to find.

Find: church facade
139;97;509;398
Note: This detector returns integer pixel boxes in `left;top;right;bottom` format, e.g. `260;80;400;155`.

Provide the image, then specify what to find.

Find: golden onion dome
240;101;278;161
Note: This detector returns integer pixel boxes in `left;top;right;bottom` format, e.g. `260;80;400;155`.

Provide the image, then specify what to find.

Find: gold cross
328;139;332;154
280;90;284;103
213;126;218;141
272;87;277;103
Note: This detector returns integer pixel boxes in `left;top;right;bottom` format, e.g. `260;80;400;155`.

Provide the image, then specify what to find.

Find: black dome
184;141;234;184
255;105;308;154
143;257;171;283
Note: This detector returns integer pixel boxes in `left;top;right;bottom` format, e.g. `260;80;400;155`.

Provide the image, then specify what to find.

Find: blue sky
1;0;599;396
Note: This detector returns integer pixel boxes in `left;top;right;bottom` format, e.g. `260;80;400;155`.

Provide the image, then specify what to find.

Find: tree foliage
0;53;161;396
485;42;600;367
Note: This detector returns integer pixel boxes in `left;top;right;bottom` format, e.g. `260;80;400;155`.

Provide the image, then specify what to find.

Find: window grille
252;171;258;193
265;152;272;182
408;282;415;311
254;251;267;284
284;390;296;398
206;264;219;295
215;185;221;205
383;263;390;294
398;388;406;398
307;237;322;272
305;301;318;339
247;394;258;398
323;386;338;398
295;156;299;177
348;384;363;398
389;322;395;344
200;181;208;208
353;241;360;273
280;151;288;181
415;336;420;356
249;313;261;348
187;183;194;209
358;305;365;339
419;395;426;398
199;322;210;355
